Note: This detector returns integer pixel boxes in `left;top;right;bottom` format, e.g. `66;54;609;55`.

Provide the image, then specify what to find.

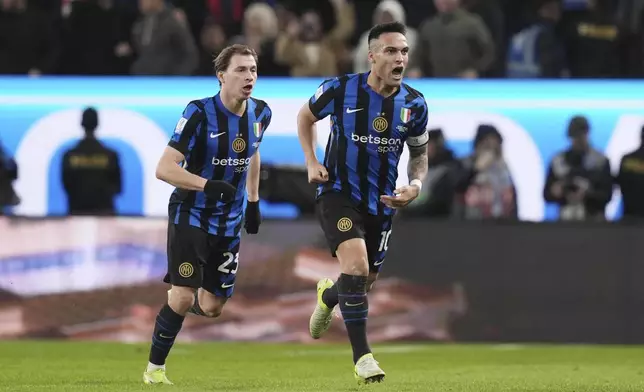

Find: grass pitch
1;341;643;391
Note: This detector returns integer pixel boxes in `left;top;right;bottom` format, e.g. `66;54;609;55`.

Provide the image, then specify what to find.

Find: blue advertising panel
0;77;642;221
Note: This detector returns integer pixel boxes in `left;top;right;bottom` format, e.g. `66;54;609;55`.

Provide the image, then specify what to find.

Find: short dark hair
213;44;258;75
567;115;590;137
367;22;406;44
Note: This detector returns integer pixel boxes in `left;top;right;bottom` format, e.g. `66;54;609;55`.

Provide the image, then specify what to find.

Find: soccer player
297;22;429;383
142;44;272;385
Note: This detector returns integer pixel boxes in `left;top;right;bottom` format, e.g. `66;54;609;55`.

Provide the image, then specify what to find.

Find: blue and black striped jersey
167;93;271;237
309;72;429;216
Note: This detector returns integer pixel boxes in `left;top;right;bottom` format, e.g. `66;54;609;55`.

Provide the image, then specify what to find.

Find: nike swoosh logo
346;108;363;114
210;132;226;139
221;283;235;288
345;302;364;307
373;259;385;266
159;333;174;339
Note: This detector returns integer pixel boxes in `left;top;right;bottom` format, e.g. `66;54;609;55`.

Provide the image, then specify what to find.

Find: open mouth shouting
242;83;254;95
392;66;404;80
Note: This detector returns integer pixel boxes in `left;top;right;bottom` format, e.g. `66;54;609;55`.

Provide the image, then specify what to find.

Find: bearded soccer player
297;22;429;383
142;44;272;385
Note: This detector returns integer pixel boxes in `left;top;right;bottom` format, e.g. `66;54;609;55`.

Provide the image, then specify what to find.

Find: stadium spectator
453;125;518;220
196;17;228;75
229;3;278;52
403;129;460;218
543;115;613;221
353;0;418;74
204;0;250;37
506;0;568;78
129;0;199;75
326;0;356;74
275;9;338;77
2;0;644;78
61;108;122;216
463;0;506;77
616;0;644;77
562;0;620;77
279;0;339;35
0;0;58;76
616;125;644;221
408;0;495;79
228;2;290;75
399;0;435;31
0;137;19;214
59;0;131;75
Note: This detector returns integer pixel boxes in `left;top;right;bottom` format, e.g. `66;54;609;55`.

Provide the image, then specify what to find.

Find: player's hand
204;180;236;202
380;185;420;209
306;161;329;184
244;201;261;234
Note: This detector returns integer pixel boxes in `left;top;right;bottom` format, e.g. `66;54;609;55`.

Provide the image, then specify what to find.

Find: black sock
337;273;371;364
188;291;206;316
148;304;185;366
322;283;339;308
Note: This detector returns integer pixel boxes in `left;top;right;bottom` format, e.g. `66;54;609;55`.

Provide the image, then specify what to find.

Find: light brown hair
213;44;259;76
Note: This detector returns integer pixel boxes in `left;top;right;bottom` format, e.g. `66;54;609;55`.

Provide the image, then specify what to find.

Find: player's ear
217;71;225;85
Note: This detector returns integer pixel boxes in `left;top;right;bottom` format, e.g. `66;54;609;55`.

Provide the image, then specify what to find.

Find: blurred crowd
405;116;644;222
1;0;643;78
2;0;644;221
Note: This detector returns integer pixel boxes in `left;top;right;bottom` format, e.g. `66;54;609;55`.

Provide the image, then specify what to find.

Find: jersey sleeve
308;78;340;120
257;105;272;143
406;99;429;147
168;102;204;156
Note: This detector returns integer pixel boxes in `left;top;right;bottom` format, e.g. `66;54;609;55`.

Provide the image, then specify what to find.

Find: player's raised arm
381;99;429;209
406;100;430;185
156;103;236;201
297;79;338;183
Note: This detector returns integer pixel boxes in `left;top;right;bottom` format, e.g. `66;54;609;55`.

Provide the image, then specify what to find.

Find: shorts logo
336;217;353;232
232;138;246;153
178;262;194;278
372;117;388;133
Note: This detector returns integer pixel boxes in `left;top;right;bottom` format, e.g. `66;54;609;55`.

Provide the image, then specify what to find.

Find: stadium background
1;0;644;374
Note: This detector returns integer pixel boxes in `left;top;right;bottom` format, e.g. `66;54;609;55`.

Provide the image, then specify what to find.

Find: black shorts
316;192;394;273
163;222;240;298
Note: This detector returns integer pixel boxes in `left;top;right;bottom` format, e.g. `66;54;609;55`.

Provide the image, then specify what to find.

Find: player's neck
219;90;246;116
367;72;397;98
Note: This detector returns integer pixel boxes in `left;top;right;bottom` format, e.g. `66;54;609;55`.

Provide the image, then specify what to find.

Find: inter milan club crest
400;108;411;123
253;122;262;138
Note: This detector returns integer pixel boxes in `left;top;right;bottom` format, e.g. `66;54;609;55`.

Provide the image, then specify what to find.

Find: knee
199;294;227;318
200;303;224;318
168;286;196;313
346;261;369;276
337;239;369;276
